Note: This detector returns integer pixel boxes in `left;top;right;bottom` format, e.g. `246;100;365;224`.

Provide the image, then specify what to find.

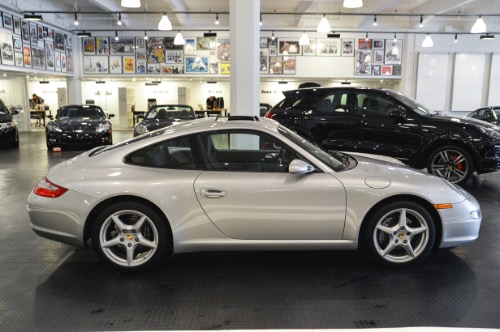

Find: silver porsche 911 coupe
27;116;482;271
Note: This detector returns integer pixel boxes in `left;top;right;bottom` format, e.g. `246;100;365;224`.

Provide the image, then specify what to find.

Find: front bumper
46;131;112;147
0;126;17;144
27;189;98;247
438;196;481;248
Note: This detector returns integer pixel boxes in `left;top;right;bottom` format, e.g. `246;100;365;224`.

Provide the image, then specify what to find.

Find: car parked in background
467;106;500;125
46;104;114;150
260;103;273;117
0;99;19;148
133;104;195;136
265;87;500;185
28;116;481;271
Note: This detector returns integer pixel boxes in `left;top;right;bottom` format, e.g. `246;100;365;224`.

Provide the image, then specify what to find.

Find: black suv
266;87;500;185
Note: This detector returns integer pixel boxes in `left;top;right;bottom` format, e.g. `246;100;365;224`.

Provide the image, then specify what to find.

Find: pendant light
343;0;363;8
174;31;185;45
158;14;172;30
317;15;331;33
471;16;486;33
422;34;433;48
299;32;310;46
121;0;140;8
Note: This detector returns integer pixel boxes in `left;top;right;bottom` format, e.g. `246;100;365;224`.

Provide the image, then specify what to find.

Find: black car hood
433;114;500;129
0;114;13;123
51;118;108;132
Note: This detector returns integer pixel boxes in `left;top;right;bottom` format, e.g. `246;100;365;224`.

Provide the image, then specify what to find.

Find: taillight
264;111;274;118
33;177;68;198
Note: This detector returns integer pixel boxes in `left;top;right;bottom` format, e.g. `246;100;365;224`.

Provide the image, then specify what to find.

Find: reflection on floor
0;131;499;331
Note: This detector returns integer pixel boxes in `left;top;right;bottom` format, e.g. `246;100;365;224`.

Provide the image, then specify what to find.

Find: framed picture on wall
0;36;14;66
37;25;43;40
147;63;160;74
83;37;95;55
13;16;21;35
23;44;31;67
165;50;183;64
13;37;22;51
109;55;122;73
302;39;316;56
217;38;230;62
317;38;340;56
54;51;61;71
260;54;268;73
184;38;196;55
358;38;372;49
61;52;67;72
54;31;65;51
111;37;135;55
209;63;218;74
83;55;108;73
381;65;393;75
2;12;13;30
123;56;135;73
136;59;146;74
341;38;354;56
66;48;73;72
283;56;296;75
260;37;269;48
373;50;384;63
220;62;230;75
385;39;402;64
278;39;300;55
14;51;23;66
29;23;37;44
196;36;215;51
372;65;381;75
373;39;384;49
136;50;146;61
95;37;109;55
164;37;183;50
269;56;283;74
393;64;402;76
354;50;371;75
21;21;29;42
161;63;184;74
45;41;54;70
31;47;46;69
185;56;209;73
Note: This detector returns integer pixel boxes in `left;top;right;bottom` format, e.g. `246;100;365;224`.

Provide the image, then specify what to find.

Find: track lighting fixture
144;31;148;40
454;33;458;43
76;31;91;37
215;13;219;25
373;15;377;26
121;0;140;8
114;31;119;41
317;14;331;33
117;13;122;26
271;31;275;40
24;13;42;21
393;33;397;42
74;13;78;26
260;14;263;26
158;13;172;30
471;16;487;33
419;15;423;28
480;33;495;40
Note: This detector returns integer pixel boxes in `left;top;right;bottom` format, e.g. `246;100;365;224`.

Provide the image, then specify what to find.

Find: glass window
316;93;336;113
199;130;297;172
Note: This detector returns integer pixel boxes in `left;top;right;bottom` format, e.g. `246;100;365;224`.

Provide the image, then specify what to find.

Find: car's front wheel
364;201;436;267
91;202;171;272
427;145;473;184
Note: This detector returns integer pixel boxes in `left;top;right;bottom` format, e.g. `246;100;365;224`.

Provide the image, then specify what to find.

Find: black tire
363;201;435;267
427;145;473;185
91;201;171;272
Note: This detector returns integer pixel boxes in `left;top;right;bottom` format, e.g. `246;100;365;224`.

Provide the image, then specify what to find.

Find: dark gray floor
1;131;500;331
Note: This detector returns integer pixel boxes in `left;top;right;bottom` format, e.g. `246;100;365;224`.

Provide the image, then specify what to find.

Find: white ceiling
4;0;500;34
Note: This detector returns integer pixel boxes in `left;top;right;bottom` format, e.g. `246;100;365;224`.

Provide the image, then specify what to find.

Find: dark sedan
46;104;114;150
133;104;195;136
467;106;500;125
0;100;19;148
266;87;500;185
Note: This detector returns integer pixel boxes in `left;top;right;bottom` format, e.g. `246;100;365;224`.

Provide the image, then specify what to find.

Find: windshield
146;105;195;120
277;125;346;171
57;106;106;119
386;90;434;116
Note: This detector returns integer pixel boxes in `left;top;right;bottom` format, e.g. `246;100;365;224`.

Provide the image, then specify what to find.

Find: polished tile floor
1;131;500;331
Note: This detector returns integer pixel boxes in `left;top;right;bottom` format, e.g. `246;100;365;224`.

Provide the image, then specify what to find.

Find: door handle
200;188;227;199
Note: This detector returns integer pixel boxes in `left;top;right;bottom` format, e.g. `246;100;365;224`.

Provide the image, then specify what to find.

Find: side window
469;111;479;119
316;93;336;113
358;93;400;117
334;93;359;114
125;135;201;170
200;130;297;172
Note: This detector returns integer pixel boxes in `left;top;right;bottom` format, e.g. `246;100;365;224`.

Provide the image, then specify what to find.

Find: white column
230;0;260;116
67;34;83;105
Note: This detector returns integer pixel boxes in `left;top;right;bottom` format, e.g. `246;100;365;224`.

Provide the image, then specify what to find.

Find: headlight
134;123;148;135
0;121;15;129
47;123;63;132
97;122;111;132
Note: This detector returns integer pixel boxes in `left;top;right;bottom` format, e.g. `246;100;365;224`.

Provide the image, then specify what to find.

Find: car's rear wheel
427;145;473;185
364;201;435;267
91;202;171;272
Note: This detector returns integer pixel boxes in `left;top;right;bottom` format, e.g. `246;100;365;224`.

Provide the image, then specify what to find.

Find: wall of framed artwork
83;55;109;74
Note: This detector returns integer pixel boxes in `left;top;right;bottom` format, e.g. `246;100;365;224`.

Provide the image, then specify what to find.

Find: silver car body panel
27;118;481;253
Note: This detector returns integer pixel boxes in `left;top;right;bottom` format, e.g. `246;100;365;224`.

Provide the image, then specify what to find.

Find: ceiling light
471;16;486;33
393;33;397;42
74;13;79;26
317;15;331;33
299;32;310;45
117;13;123;26
260;14;263;26
422;34;433;47
343;0;363;8
271;31;275;40
373;15;377;26
144;31;148;40
215;13;219;25
419;15;423;28
454;33;458;43
24;13;43;21
174;31;185;45
77;31;91;37
121;0;140;8
114;31;119;41
158;14;172;30
480;34;495;40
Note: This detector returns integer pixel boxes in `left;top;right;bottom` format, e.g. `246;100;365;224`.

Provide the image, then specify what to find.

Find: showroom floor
1;131;500;331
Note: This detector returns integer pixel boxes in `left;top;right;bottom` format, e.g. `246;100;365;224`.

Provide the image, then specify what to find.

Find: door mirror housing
389;107;406;120
289;159;315;174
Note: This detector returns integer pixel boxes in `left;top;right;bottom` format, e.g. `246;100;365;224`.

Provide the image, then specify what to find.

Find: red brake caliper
453;154;464;171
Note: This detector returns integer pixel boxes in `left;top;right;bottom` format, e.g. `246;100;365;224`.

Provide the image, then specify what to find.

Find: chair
155;109;168;119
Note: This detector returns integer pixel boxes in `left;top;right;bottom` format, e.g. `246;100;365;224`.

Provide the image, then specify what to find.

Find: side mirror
47;115;54;120
289;159;315;174
108;113;115;119
389;108;406;120
10;110;19;115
